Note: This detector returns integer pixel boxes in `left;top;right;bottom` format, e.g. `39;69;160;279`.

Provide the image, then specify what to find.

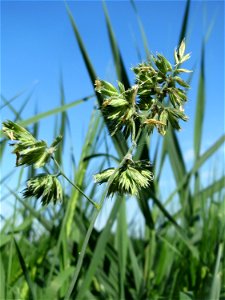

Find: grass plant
1;1;224;299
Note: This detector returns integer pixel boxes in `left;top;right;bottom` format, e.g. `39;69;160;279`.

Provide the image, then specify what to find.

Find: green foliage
1;1;225;300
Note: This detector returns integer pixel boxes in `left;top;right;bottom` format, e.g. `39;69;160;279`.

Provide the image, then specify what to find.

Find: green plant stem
52;157;99;210
64;126;143;300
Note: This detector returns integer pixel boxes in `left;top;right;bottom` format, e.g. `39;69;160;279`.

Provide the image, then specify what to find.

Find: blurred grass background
1;1;224;299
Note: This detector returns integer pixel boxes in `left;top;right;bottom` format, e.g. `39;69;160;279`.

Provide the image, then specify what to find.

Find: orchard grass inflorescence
94;39;191;197
2;39;191;203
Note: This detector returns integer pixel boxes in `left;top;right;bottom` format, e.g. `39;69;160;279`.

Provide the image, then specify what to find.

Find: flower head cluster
95;80;138;138
23;174;63;205
2;120;62;168
94;40;191;197
2;121;63;205
95;39;191;138
94;157;153;197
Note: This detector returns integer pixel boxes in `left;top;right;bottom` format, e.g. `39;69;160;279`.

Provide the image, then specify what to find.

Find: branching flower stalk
52;157;99;209
2;39;191;299
65;40;191;299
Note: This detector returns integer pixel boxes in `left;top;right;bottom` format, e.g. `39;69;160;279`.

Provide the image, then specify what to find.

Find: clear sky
1;0;224;227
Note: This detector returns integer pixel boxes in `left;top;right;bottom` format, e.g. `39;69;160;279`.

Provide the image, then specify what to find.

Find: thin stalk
52;157;99;210
64;126;143;300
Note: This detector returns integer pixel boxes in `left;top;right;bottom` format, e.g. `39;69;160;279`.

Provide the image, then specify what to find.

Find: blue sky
1;1;224;226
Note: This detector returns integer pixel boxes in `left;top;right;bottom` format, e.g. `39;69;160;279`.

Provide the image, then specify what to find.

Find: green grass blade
44;267;75;299
102;1;130;89
194;44;205;159
115;198;128;299
192;134;225;173
55;73;67;167
0;234;12;247
149;191;181;230
97;269;118;299
66;3;128;158
158;0;191;204
178;0;191;44
179;291;193;300
130;29;143;62
1;95;20;117
0;169;15;185
158;0;191;179
165;128;187;184
74;197;122;300
130;0;151;60
209;243;223;300
14;238;36;300
165;134;225;205
128;239;142;291
83;153;120;163
194;175;225;200
157;234;183;258
137;191;154;229
1;88;35;120
65;108;101;237
19;95;94;127
0;89;26;110
0;253;6;300
48;110;102;287
0;95;93;137
6;186;53;232
66;3;99;89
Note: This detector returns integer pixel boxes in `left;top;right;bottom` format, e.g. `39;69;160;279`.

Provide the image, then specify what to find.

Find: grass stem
64;126;143;299
52;157;99;210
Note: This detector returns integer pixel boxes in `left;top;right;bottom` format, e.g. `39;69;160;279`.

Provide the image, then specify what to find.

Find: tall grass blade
115;198;128;299
165;134;225;205
55;73;67;166
128;239;142;292
195;175;225;200
6;186;52;232
194;44;205;159
66;3;128;158
1;95;21;118
44;267;75;299
48;110;102;290
130;0;151;60
0;89;26;110
65;108;101;237
192;134;225;173
19;95;94;127
0;253;6;300
137;191;154;229
102;1;130;89
83;153;120;163
209;243;223;300
159;0;191;179
178;0;191;44
14;238;36;300
73;197;122;300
